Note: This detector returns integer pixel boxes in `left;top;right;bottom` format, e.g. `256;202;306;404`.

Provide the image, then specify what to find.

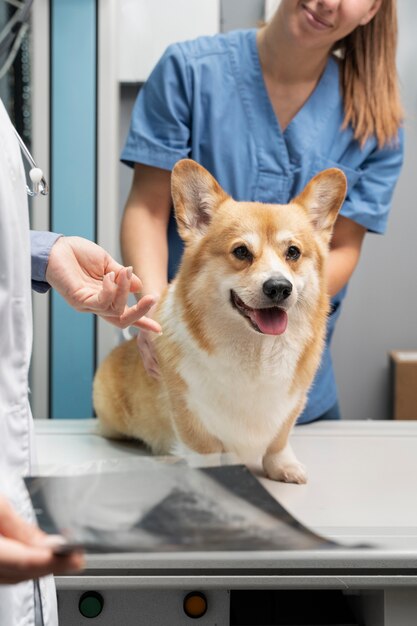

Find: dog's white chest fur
183;355;301;460
163;289;304;462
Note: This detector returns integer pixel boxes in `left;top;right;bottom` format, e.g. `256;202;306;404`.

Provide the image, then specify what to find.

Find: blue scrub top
121;29;404;423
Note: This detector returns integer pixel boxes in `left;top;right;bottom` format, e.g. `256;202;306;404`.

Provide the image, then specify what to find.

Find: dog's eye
286;246;301;261
233;245;253;261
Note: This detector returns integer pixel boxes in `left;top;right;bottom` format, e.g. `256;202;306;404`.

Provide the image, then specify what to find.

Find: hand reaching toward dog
46;236;162;332
137;328;161;379
0;495;84;584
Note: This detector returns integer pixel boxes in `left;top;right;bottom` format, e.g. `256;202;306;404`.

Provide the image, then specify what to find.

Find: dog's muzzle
230;290;288;336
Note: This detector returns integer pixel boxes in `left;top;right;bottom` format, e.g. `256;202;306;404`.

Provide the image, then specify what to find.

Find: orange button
183;592;208;619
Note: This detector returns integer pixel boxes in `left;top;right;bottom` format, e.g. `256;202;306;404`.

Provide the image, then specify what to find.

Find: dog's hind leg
262;402;307;484
96;419;130;440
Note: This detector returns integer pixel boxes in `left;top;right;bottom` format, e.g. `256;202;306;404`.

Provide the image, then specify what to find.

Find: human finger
103;258;143;295
138;346;159;374
137;331;158;364
0;536;84;584
141;360;161;380
98;306;161;332
0;497;45;546
118;294;158;328
137;332;161;378
94;271;116;311
128;272;143;293
111;267;133;314
132;316;163;333
148;366;161;380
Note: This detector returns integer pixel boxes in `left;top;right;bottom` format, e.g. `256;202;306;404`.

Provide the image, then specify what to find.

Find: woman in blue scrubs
120;0;404;423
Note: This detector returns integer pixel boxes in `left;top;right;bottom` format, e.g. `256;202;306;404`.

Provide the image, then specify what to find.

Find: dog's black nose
263;278;293;302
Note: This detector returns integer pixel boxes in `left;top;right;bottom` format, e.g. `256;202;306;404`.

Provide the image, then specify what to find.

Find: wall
333;1;417;420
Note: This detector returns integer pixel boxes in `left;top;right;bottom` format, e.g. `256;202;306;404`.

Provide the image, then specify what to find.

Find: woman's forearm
327;215;366;297
120;164;172;298
121;205;169;297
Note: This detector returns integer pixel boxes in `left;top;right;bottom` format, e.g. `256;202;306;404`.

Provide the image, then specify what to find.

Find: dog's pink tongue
250;308;288;335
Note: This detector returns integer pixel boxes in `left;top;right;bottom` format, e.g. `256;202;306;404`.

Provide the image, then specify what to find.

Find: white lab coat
0;100;58;625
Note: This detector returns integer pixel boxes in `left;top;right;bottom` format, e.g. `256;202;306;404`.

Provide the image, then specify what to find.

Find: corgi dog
93;160;346;483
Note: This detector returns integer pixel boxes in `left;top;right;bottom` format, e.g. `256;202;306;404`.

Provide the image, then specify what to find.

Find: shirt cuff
30;231;63;293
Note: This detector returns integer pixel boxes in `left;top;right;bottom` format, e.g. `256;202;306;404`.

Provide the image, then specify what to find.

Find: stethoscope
14;127;49;197
0;0;47;196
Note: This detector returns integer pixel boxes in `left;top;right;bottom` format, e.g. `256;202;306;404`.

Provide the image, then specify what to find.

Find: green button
79;591;104;618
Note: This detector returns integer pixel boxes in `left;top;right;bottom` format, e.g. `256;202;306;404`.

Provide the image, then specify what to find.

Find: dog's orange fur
93;160;346;482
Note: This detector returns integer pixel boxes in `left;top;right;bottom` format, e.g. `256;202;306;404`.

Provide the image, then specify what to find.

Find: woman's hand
137;329;161;379
46;236;162;333
0;495;84;585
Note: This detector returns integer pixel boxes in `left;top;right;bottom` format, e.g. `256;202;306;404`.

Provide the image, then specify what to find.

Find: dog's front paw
263;454;307;484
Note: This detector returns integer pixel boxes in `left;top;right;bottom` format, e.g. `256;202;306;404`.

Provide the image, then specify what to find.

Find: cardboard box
390;351;417;420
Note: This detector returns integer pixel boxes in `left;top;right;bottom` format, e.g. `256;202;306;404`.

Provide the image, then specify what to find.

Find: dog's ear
171;159;229;241
293;169;347;241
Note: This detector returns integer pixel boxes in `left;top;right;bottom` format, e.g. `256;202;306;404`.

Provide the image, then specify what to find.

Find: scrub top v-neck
121;29;403;423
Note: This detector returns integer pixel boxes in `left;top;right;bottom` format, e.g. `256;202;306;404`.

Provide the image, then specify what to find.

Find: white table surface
34;419;417;575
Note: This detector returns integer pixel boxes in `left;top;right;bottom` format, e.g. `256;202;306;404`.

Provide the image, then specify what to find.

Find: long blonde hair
337;0;403;147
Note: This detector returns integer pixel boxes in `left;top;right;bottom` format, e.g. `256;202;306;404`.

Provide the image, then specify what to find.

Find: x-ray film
25;461;339;553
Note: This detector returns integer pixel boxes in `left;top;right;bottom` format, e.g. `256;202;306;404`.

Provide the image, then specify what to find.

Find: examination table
34;419;417;626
